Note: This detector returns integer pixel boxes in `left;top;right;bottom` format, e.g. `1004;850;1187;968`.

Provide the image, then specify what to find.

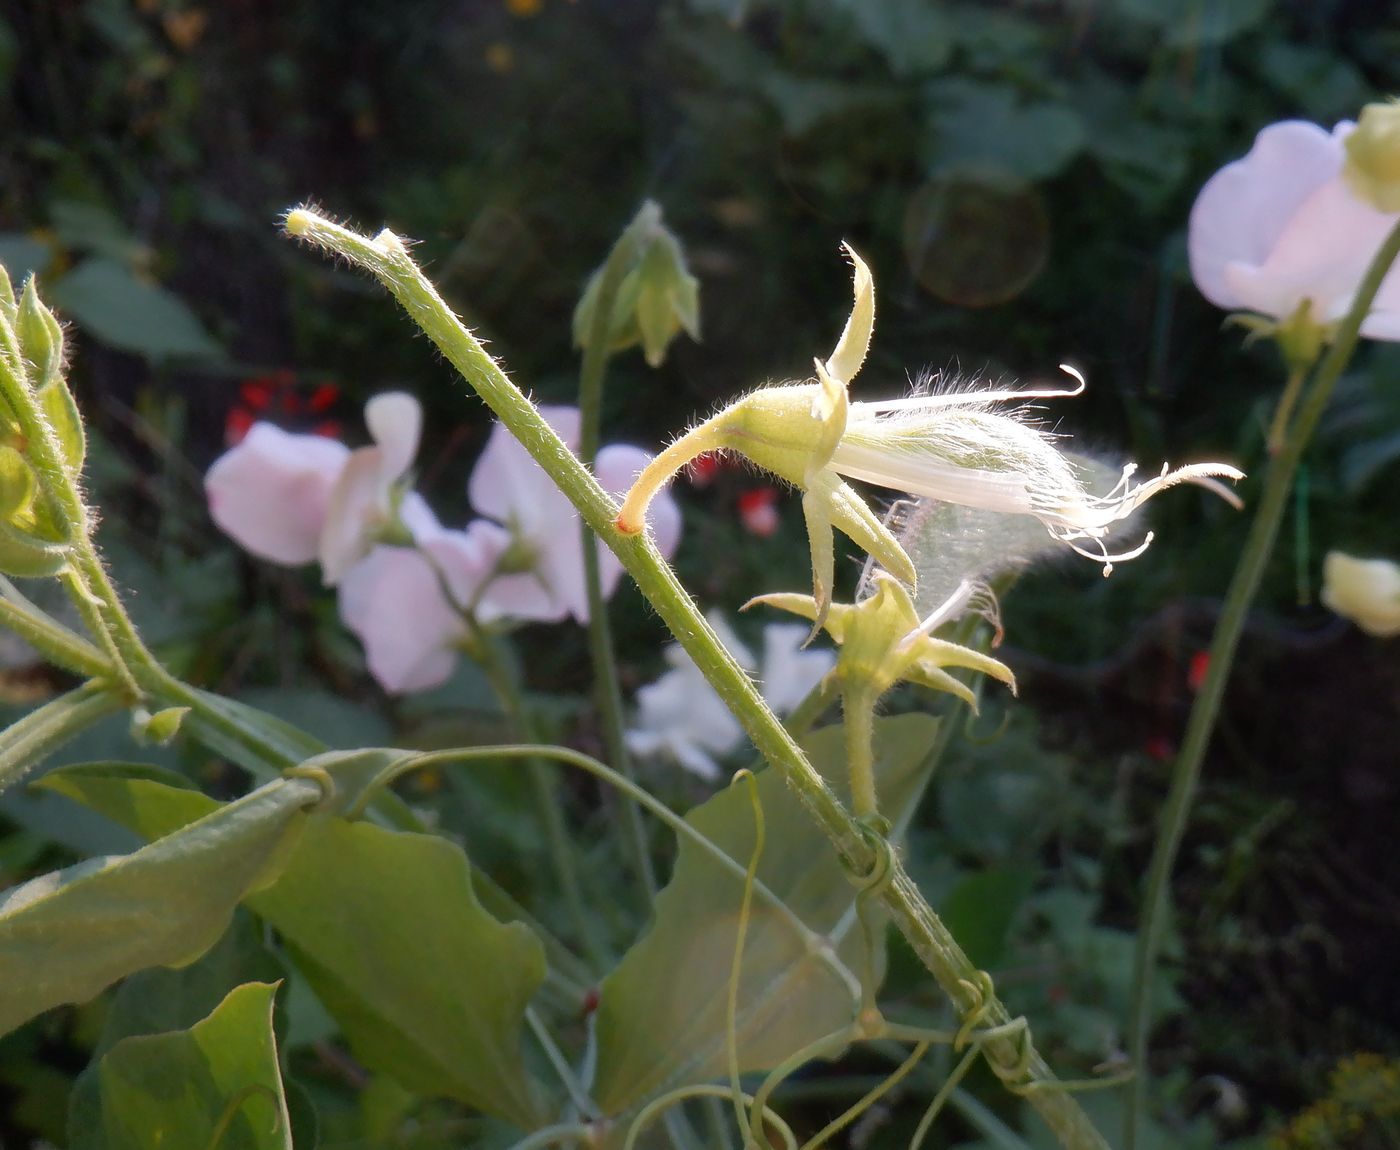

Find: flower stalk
1125;212;1400;1150
284;206;1110;1150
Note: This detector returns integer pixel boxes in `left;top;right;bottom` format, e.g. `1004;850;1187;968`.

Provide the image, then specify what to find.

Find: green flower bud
573;200;700;368
1344;101;1400;213
17;276;64;391
131;705;191;746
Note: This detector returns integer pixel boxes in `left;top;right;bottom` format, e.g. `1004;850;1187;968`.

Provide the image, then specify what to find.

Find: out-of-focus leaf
0;775;316;1036
0;235;53;286
938;867;1036;970
49;258;221;361
69;982;291;1150
924;80;1085;181
49;201;146;265
818;0;952;76
249;816;548;1129
593;713;940;1117
1114;0;1271;47
236;687;395;752
1254;41;1369;123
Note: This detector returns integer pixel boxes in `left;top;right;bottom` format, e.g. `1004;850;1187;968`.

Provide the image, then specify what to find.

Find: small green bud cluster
573;200;700;368
0;265;88;578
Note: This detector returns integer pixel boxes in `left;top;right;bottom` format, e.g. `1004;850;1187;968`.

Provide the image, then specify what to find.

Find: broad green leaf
924;80;1085;181
72;982;291;1150
0;235;53;288
34;760;214;840
1114;0;1271;47
0;775;317;1036
593;713;940;1117
49;201;147;265
248;816;548;1129
90;910;287;1059
938;868;1035;970
819;0;952;76
181;689;330;782
0;683;122;796
49;258;222;361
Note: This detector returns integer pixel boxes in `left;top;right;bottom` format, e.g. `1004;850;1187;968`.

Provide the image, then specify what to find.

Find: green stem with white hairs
284;205;1111;1150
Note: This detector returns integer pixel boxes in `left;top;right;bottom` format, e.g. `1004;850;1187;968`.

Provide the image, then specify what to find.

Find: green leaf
923;80;1085;181
248;816;548;1129
0;235;53;290
71;982;291;1150
939;868;1035;970
593;713;940;1117
1113;0;1271;47
34;760;212;840
0;683;123;796
0;775;317;1036
818;0;952;76
49;259;222;361
90;910;287;1059
49;201;147;265
38;376;87;476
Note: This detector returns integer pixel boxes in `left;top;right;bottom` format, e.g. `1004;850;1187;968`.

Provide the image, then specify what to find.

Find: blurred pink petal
320;392;425;585
205;423;349;565
1188;119;1400;337
469;406;682;624
338;545;464;693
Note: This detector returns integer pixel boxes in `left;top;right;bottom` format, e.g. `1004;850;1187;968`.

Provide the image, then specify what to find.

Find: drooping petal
205;423;349;565
365;392;422;480
1321;551;1400;637
337;546;464;693
1188;121;1343;310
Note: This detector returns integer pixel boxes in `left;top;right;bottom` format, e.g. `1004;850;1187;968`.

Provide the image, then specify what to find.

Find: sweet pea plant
0;101;1397;1150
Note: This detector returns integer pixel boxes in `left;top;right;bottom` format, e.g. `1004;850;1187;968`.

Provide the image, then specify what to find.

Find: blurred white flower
1321;551;1400;638
626;612;834;781
337;520;515;693
206;391;432;584
1188;120;1400;338
469;405;682;622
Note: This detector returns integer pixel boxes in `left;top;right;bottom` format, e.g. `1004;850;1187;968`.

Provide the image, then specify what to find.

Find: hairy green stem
577;212;659;901
0;581;110;678
282;207;1113;1150
1125;215;1400;1150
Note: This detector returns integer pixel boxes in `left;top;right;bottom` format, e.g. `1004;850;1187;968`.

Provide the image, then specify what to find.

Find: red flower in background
738;486;780;537
225;369;343;445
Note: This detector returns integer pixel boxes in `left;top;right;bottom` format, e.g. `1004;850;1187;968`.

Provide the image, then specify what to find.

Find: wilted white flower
1321;551;1400;638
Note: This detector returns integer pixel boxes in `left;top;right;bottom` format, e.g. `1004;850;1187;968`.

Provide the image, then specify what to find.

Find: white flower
1188;120;1400;338
206;391;432;583
337;520;513;693
626;612;834;780
1321;551;1400;638
469;405;682;623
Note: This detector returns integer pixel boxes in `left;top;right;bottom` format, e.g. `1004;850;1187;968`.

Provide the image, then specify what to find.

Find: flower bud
573;200;700;367
1321;551;1400;637
1343;101;1400;213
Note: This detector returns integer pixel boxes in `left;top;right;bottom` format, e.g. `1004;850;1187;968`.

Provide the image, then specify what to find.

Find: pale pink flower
468;405;682;623
337;521;513;693
206;391;431;581
1188;120;1400;338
